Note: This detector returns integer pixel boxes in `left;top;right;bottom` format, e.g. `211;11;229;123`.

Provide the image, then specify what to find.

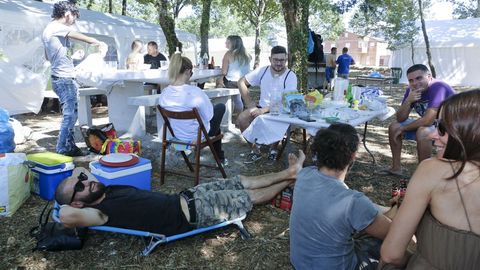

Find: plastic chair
391;68;402;84
157;105;227;186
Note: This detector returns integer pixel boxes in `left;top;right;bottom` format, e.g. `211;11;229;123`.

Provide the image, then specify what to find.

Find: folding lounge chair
52;202;251;256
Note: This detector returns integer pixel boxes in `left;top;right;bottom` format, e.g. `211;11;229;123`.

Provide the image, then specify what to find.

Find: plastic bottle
391;183;399;198
209;56;215;69
269;76;282;115
202;53;209;69
346;82;353;107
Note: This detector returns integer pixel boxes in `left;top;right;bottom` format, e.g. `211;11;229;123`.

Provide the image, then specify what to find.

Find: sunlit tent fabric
0;0;197;115
390;18;480;86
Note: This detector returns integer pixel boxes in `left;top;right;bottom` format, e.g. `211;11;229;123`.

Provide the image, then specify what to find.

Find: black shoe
60;146;86;157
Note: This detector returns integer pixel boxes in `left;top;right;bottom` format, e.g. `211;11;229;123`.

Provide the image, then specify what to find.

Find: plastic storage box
27;152;74;200
89;157;152;190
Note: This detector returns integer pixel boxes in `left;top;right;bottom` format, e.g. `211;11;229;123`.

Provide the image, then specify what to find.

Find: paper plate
99;153;139;167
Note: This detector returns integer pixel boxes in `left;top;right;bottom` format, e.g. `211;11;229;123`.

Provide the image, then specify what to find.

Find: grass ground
0;84;471;269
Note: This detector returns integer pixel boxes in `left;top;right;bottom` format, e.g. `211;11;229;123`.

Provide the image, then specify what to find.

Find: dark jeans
354;233;382;270
208;103;226;160
223;77;238;88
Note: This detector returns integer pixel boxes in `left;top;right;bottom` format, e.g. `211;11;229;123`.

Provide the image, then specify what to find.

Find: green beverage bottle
346;82;353;107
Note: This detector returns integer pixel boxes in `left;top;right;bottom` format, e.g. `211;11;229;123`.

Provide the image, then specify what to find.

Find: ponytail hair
168;53;193;83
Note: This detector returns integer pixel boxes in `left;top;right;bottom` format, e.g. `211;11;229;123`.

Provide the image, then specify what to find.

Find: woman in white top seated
217;35;251;113
126;39;144;70
158;53;227;165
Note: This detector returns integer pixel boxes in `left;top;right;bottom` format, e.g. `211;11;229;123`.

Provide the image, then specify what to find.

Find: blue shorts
400;119;417;141
325;67;334;83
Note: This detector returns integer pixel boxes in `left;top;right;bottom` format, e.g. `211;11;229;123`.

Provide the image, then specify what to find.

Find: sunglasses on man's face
433;119;446;136
69;172;88;204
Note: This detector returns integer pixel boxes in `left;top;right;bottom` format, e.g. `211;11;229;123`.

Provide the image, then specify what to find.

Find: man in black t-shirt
143;41;167;93
54;151;305;236
144;41;167;69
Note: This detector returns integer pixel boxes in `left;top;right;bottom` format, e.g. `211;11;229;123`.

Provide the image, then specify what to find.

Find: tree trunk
281;0;310;92
200;0;212;62
108;0;113;14
253;23;261;69
86;0;95;10
156;0;182;57
417;0;436;77
252;1;266;69
122;0;127;16
410;40;415;64
476;0;480;17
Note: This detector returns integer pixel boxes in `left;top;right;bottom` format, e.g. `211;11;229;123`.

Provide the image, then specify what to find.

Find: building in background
323;32;391;67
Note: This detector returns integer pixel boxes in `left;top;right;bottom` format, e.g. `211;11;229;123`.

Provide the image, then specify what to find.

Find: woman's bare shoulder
412;158;451;183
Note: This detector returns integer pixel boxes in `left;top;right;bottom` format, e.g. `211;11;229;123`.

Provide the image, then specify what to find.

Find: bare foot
287;150;305;179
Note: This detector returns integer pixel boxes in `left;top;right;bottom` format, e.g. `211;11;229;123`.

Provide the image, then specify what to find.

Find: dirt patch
0;84;469;269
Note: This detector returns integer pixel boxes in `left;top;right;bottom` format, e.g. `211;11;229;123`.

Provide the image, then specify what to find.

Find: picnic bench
43;87;106;126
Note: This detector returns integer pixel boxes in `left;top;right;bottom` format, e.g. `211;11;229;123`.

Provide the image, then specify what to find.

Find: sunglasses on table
433;119;446;136
69;172;88;204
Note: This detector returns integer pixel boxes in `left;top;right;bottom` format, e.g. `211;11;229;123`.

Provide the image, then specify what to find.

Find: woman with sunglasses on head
380;89;480;269
216;35;251;113
158;53;227;166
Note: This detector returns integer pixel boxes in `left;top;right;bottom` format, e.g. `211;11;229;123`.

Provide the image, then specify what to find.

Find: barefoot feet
287;150;306;179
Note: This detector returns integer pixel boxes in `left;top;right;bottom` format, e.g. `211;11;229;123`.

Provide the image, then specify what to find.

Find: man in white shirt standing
42;1;106;156
236;46;298;163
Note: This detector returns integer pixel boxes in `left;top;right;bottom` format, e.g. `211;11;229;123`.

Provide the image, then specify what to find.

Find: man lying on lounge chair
54;151;305;236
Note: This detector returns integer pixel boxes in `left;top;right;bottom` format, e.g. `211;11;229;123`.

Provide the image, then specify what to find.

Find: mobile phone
299;116;316;122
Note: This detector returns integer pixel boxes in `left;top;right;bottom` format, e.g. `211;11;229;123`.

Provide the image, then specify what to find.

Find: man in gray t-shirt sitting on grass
290;123;397;270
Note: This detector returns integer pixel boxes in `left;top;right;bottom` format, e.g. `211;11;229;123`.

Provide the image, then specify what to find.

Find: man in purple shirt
382;64;455;176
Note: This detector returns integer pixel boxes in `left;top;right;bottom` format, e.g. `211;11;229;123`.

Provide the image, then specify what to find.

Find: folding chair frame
157;105;227;186
52;203;251;256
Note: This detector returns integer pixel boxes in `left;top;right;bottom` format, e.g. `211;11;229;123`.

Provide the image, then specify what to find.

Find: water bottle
269;76;282;116
202;53;209;69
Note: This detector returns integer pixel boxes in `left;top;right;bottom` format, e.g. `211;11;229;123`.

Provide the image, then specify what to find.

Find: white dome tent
0;0;197;115
390;18;480;86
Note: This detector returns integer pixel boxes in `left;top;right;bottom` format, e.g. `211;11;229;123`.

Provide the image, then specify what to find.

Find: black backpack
308;31;324;64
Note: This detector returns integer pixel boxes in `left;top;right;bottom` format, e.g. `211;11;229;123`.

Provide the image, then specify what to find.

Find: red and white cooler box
89;156;152;190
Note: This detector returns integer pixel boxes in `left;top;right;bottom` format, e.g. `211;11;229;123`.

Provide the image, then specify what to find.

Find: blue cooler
27;152;75;200
89;157;152;190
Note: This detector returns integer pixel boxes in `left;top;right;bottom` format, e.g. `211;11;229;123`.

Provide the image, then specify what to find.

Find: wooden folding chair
157;105;227;186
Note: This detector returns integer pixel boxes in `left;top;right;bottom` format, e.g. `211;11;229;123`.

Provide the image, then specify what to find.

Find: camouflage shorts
187;176;253;228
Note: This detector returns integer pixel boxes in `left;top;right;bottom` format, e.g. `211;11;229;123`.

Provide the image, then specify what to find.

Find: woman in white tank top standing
217;35;251;113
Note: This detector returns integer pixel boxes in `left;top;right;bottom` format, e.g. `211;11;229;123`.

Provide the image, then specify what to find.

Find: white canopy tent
390;18;480;86
0;0;197;115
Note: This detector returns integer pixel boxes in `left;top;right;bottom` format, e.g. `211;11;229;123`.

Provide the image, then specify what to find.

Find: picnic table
94;68;222;137
242;103;395;168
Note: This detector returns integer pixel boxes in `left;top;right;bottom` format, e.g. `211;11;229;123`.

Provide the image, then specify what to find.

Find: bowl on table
324;116;340;124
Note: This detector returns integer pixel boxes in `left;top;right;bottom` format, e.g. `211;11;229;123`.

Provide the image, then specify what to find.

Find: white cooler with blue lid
89;156;152;190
